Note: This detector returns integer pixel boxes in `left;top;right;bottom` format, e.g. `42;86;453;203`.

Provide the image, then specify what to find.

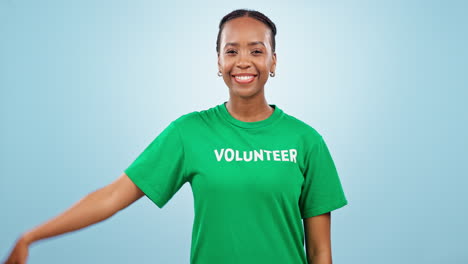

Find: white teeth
235;76;254;80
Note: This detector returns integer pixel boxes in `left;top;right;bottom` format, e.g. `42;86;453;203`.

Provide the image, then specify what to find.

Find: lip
232;73;257;84
232;74;257;84
232;73;257;76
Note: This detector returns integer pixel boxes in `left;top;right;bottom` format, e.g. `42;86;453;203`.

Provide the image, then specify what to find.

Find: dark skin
2;15;332;264
217;16;276;122
217;16;333;264
303;212;333;264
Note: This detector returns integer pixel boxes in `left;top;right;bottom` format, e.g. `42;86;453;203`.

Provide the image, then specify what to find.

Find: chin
231;87;262;98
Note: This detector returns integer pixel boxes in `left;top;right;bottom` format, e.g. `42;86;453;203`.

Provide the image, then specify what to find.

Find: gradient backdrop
1;0;467;263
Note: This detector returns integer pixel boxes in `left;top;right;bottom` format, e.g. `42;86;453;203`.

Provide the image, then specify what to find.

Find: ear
217;55;222;72
270;52;277;73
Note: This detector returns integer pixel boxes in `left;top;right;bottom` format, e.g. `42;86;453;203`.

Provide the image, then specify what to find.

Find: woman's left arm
303;212;332;264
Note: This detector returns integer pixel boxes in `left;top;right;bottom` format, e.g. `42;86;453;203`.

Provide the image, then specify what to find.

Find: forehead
220;17;271;46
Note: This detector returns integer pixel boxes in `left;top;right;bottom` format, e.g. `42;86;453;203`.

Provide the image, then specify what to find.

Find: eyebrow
224;41;266;48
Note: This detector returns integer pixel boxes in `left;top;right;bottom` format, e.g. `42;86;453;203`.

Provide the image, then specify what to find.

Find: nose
235;51;252;69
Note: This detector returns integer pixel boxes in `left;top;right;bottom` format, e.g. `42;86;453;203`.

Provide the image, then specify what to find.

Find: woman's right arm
3;173;144;264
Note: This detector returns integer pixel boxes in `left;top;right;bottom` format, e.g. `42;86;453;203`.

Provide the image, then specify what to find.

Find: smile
233;75;256;84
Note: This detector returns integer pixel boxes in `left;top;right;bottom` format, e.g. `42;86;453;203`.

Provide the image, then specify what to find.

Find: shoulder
280;110;323;143
171;110;200;130
173;110;199;123
171;104;220;127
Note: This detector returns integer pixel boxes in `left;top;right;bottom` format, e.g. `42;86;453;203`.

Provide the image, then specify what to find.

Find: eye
252;50;263;54
226;50;237;54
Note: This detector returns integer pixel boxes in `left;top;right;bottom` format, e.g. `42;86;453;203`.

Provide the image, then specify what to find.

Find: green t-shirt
124;101;348;264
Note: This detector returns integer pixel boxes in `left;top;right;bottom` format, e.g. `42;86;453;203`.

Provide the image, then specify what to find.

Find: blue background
1;0;467;263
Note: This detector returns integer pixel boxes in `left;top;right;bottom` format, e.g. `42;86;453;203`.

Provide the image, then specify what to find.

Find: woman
3;9;348;264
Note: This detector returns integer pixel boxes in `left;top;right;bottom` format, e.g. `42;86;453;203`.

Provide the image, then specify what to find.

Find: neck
225;97;274;122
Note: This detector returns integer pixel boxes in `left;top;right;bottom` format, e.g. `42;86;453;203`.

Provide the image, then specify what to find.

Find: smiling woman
2;8;348;264
216;12;277;103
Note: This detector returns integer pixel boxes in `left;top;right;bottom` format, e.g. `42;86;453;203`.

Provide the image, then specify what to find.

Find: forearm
21;186;117;245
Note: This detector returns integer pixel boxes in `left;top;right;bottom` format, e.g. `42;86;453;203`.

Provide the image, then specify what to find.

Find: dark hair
216;9;277;55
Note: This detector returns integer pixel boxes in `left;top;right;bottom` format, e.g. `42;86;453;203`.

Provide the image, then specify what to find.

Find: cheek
255;57;270;68
220;60;234;71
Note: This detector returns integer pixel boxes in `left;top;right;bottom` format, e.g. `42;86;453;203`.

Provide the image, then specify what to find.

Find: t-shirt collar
218;101;283;129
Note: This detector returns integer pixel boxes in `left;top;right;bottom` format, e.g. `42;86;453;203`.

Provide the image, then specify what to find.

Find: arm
303;212;332;264
3;173;144;263
21;172;144;245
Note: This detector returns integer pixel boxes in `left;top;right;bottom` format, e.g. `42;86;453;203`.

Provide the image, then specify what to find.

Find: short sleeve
299;136;348;218
124;121;188;209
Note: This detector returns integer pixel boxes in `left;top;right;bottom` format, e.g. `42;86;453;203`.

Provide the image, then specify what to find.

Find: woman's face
218;16;277;99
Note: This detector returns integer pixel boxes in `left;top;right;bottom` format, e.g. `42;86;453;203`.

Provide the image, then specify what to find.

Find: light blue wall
1;0;467;263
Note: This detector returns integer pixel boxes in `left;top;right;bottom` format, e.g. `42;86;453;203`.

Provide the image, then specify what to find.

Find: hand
3;236;30;264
